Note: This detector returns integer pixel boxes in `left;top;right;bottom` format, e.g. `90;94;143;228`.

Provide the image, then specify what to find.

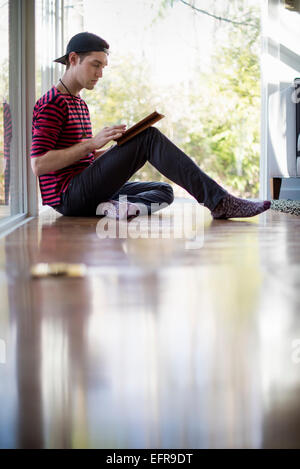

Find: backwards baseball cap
54;32;109;65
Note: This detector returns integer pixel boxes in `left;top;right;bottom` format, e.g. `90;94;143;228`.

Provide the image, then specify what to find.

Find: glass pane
0;1;25;221
35;0;84;211
0;2;11;219
63;0;84;45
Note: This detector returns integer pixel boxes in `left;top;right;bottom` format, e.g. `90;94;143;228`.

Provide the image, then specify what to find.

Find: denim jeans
54;126;227;216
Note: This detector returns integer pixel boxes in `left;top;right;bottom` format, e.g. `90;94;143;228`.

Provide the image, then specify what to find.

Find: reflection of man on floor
30;32;270;220
3;99;12;205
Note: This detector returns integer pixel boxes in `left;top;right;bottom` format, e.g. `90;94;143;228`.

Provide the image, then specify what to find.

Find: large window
0;0;36;228
0;2;15;220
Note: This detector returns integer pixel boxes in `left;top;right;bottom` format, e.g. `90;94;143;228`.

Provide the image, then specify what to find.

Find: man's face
73;51;108;90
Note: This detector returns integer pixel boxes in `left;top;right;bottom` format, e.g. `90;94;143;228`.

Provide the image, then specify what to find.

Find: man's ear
68;52;79;67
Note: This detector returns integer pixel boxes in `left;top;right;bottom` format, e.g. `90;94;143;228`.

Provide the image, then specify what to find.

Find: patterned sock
211;194;271;219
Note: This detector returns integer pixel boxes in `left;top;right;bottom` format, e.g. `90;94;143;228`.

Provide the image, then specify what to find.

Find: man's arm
31;139;95;177
31;125;126;177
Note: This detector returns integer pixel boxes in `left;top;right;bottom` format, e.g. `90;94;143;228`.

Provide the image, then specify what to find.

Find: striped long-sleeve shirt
31;86;94;206
3;101;12;159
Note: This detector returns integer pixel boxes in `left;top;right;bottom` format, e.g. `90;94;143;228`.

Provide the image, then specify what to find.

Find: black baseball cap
54;32;109;65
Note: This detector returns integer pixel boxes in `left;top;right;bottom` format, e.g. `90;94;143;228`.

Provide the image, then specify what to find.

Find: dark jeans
54;127;227;216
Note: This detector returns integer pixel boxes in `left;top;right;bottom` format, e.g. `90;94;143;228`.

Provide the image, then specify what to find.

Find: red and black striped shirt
3;101;12;159
31;86;94;206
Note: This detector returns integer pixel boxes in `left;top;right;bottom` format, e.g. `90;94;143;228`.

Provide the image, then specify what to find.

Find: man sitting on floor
30;32;271;220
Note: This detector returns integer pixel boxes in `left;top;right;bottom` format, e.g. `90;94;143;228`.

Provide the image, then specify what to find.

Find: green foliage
170;1;261;197
83;1;261;198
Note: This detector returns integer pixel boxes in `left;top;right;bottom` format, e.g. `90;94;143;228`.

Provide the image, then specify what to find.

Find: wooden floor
1;198;300;449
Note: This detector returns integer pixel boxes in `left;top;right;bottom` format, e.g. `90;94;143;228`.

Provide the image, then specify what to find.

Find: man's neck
56;73;82;97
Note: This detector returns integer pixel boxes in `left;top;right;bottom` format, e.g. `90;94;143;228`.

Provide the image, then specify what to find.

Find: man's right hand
91;124;127;150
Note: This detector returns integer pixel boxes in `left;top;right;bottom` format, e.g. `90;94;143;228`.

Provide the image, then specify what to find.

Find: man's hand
91;124;126;150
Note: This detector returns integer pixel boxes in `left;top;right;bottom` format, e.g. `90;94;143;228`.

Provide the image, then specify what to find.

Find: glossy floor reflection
1;199;300;448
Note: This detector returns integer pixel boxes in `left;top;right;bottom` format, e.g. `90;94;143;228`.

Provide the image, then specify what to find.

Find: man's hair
66;51;93;70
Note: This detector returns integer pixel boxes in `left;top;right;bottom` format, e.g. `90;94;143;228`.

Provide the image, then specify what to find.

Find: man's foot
211;193;271;219
96;199;141;219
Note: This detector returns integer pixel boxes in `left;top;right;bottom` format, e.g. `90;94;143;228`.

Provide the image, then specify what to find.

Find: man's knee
146;126;161;138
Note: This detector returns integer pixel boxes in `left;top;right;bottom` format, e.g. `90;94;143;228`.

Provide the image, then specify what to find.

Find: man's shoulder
34;86;67;112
